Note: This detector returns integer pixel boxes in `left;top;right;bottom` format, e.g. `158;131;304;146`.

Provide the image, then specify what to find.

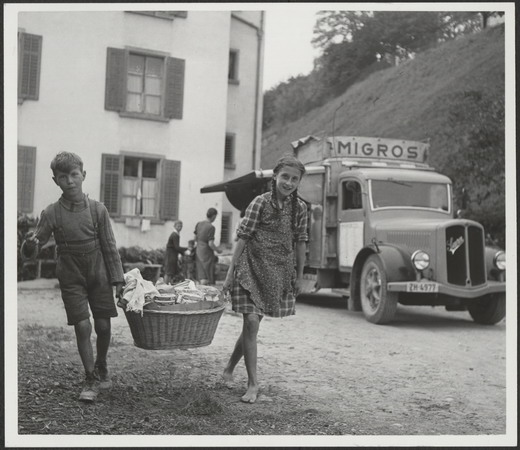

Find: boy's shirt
33;194;124;284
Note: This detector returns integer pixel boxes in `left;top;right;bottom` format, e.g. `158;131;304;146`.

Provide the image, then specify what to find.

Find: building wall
17;10;263;250
218;11;265;247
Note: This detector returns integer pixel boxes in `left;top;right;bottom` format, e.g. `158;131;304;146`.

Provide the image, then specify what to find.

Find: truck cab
201;136;506;325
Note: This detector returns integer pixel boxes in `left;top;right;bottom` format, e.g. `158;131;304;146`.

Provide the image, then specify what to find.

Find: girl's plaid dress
232;191;308;317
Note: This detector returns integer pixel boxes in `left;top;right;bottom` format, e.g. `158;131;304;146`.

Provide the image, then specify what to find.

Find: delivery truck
201;136;506;325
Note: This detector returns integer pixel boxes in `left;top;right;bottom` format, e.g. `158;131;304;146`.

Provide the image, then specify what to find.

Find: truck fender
484;246;505;282
350;245;415;309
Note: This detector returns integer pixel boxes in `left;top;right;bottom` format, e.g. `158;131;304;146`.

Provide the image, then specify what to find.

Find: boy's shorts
56;248;117;325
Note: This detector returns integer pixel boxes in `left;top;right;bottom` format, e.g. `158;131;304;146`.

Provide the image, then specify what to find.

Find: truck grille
445;225;485;286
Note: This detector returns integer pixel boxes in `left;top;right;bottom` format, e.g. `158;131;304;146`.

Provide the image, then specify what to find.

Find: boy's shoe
79;371;100;402
95;360;112;390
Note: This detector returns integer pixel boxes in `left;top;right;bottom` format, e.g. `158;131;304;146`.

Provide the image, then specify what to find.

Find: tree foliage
263;10;485;130
439;91;505;248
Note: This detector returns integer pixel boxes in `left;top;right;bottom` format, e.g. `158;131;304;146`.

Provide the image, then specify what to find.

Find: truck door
338;178;365;271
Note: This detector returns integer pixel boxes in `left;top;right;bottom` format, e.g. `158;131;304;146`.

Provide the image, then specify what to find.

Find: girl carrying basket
222;154;308;403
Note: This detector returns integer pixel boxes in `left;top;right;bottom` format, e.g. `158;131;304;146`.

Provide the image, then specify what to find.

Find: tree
312;10;372;49
441;92;505;248
312;11;483;61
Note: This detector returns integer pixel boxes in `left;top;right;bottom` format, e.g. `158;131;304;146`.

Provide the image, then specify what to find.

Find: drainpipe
231;12;264;170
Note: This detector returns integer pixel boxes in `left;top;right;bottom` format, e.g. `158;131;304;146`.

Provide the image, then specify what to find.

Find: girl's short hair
50;152;83;175
273;154;306;177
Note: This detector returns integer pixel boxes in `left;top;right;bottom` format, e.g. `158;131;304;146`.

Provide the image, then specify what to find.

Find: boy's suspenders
54;197;99;252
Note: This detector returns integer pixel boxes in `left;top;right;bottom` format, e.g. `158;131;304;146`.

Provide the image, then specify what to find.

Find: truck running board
331;288;350;297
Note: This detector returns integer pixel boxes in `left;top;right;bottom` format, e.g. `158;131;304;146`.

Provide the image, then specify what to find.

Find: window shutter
164;57;185;119
105;48;127;112
160;159;181;220
17;146;36;212
18;33;42;101
100;154;123;215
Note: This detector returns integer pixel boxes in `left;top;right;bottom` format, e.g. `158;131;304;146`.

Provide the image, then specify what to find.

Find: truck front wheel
467;293;505;325
360;255;398;324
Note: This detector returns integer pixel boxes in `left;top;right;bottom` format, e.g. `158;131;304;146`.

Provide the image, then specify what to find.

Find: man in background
164;220;187;284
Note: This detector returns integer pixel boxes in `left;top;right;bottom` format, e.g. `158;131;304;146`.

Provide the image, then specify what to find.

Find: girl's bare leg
222;332;244;384
241;313;262;403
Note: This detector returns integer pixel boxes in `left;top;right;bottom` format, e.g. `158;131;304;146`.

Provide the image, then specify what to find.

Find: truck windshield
370;180;450;211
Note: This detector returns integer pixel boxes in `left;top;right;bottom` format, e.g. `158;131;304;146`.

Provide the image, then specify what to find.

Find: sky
262;8;322;91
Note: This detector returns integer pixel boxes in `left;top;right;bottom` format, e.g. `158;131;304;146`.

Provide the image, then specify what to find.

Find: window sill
228;79;240;85
119;111;170;123
113;217;166;225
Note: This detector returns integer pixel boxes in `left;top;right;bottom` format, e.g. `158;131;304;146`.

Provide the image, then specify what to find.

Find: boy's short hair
206;207;218;218
50;152;84;175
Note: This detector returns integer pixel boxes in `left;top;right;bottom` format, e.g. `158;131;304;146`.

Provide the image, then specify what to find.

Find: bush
118;246;165;265
118;246;166;281
18;213;38;281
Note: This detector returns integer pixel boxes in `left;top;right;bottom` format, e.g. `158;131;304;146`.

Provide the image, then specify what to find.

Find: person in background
21;152;124;403
194;208;222;285
182;239;197;281
164;220;187;284
222;154;308;404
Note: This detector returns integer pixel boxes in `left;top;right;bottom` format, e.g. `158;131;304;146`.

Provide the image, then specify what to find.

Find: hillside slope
261;24;505;171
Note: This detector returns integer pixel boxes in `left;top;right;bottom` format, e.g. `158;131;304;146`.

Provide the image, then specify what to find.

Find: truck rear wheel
360;254;398;324
467;293;505;325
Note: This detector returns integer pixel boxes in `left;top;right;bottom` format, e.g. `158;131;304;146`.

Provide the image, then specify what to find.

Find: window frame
120;47;169;122
121;155;161;218
341;180;363;210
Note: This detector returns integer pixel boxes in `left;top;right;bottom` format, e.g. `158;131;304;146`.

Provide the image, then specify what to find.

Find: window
121;157;159;217
342;181;363;210
105;47;185;121
101;154;181;220
127;54;164;115
228;49;239;83
18;32;42;102
370;180;450;211
220;212;232;245
18;146;36;212
224;133;236;168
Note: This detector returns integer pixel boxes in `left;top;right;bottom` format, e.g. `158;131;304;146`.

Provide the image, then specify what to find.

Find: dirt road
14;279;508;442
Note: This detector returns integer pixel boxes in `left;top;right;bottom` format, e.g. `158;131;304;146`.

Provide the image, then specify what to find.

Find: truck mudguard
349;245;415;310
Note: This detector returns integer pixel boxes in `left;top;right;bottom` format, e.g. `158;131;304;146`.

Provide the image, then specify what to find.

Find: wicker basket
123;301;226;350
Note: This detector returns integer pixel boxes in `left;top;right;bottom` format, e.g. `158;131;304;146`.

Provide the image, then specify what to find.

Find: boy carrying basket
22;152;125;402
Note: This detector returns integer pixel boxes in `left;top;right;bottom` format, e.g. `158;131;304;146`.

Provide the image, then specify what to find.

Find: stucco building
17;9;264;251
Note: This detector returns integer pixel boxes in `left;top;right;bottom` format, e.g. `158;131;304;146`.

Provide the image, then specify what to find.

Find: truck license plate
406;282;439;293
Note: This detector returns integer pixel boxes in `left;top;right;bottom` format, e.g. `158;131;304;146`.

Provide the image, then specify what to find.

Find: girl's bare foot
222;370;234;388
240;386;258;403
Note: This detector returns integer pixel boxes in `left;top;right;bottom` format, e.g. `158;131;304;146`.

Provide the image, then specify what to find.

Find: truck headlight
494;251;506;271
412;250;430;270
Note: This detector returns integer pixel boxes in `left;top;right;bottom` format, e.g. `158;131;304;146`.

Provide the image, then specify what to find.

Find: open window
342;181;363;210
